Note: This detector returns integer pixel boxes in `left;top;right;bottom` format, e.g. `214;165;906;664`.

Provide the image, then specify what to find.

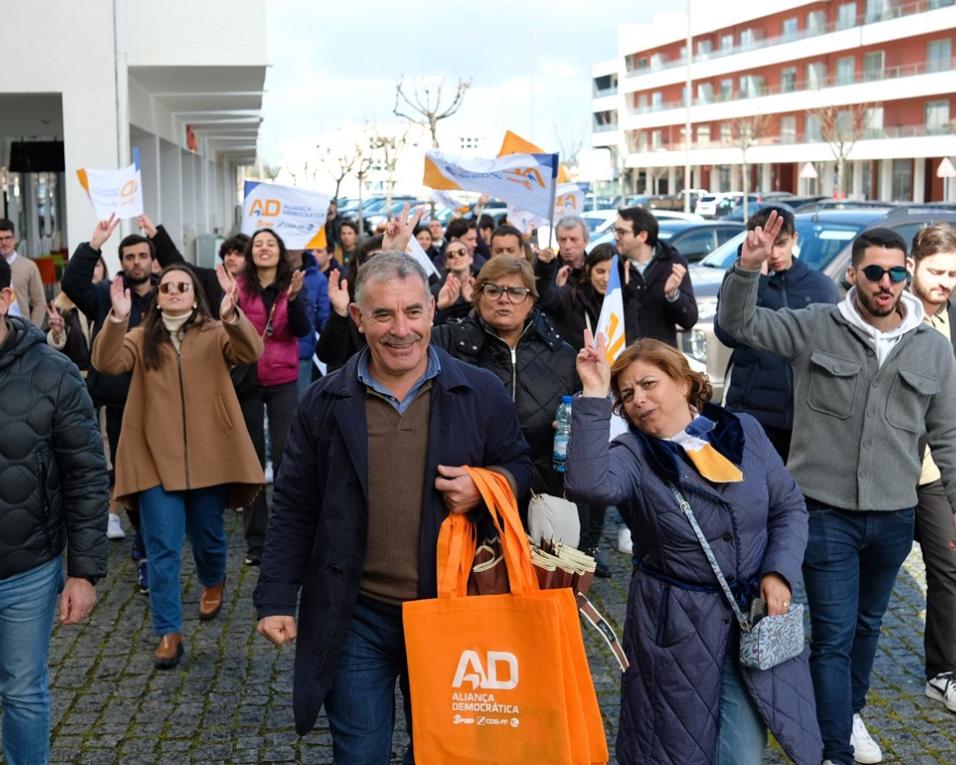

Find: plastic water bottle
553;395;573;473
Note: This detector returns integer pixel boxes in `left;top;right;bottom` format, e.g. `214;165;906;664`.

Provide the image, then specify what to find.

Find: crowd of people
0;198;954;765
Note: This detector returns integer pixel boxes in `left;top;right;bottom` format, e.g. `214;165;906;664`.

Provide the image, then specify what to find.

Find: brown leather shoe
154;633;184;669
199;582;225;621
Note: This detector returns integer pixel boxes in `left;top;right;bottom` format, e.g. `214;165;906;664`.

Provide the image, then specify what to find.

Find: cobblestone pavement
38;510;955;764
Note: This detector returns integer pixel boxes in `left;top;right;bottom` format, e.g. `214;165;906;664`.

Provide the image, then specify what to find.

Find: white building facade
592;0;956;201
1;0;266;266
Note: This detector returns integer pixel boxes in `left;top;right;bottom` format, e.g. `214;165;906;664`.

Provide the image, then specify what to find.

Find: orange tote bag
403;467;608;765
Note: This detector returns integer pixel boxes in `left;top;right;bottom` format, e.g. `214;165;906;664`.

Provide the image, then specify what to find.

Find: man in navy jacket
254;253;533;761
715;206;840;459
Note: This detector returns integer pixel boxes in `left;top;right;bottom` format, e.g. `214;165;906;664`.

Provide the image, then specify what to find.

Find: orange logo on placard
556;192;578;210
506;167;545;191
249;198;282;217
120;179;137;200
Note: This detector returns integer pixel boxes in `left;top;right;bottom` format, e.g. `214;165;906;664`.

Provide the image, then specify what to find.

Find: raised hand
288;270;305;300
556;265;571;288
109;275;131;319
328;269;350;317
216;263;239;320
577;328;611;398
740;209;784;270
537;247;557;264
90;214;120;252
437;273;461;310
383;203;424;253
48;302;65;343
664;263;687;296
137;213;158;239
460;274;476;303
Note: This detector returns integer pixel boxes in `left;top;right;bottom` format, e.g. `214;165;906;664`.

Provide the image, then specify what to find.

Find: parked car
822;207;956;288
582;208;704;237
586;219;740;261
792;198;898;213
680;208;891;399
722;200;796;222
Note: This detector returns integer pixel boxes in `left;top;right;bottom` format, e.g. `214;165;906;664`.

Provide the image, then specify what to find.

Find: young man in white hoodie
718;216;956;765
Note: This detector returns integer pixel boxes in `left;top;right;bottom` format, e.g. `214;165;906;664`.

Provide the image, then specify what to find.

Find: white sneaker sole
925;683;956;712
852;747;882;764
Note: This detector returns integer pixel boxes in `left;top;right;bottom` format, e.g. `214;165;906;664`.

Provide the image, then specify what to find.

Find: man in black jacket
614;206;698;347
714;206;840;459
0;257;108;764
61;215;153;593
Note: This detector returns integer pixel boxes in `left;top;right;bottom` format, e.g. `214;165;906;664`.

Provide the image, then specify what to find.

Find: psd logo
507;167;545;191
119;179;138;201
248;198;282;218
556;192;578;210
451;650;519;690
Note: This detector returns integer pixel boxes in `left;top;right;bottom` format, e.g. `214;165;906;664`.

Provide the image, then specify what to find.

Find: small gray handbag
668;485;804;671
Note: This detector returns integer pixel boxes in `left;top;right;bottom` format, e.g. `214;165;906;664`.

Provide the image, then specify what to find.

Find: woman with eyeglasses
91;264;264;668
234;228;310;566
431;256;578;506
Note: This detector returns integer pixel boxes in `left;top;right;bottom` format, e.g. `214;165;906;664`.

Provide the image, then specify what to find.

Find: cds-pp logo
451;650;519;690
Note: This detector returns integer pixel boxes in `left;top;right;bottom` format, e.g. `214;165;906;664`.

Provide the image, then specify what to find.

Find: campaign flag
498;130;572;183
507;182;589;233
429;189;468;213
241;181;329;249
76;148;144;220
594;255;626;363
423;150;558;221
405;230;439;278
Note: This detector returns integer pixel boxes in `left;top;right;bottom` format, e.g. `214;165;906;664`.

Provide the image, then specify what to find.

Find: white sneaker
926;671;956;712
617;527;633;555
106;514;126;540
850;713;882;764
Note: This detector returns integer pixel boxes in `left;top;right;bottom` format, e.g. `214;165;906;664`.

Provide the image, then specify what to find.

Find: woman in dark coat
566;334;822;765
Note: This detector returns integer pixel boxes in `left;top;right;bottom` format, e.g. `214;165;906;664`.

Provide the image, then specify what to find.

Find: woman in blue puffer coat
565;333;822;765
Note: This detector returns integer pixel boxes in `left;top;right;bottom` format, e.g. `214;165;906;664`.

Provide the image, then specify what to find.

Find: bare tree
554;121;586;169
810;103;869;196
320;145;358;202
352;144;374;234
393;76;471;149
732;113;772;223
368;128;408;209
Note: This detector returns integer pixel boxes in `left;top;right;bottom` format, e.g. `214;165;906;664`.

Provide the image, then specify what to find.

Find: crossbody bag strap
667;483;751;632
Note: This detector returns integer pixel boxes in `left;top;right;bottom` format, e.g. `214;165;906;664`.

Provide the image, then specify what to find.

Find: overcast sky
259;0;673;169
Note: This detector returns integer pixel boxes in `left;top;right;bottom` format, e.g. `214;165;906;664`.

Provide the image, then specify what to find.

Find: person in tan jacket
91;259;264;669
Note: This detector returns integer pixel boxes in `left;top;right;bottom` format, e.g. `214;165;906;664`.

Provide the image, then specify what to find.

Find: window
738;75;765;97
780;67;798;92
807;61;826;88
807;10;826;33
865;0;893;23
780;116;797;142
836;110;855;135
651;130;663;149
651;91;663;109
672;229;718;260
926;99;951;131
697;83;714;104
891;159;913;200
720;33;734;52
719;78;734;100
650;53;666;69
837;3;858;30
862;50;884;80
697;125;711;145
720;122;733;143
864;107;884;135
837;56;856;85
805;114;822;141
782;17;799;39
740;28;758;48
697;39;713;57
927;39;952;72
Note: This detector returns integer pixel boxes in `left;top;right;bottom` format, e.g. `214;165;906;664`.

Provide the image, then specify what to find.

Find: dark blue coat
296;251;330;360
564;398;822;765
715;256;840;430
253;347;534;735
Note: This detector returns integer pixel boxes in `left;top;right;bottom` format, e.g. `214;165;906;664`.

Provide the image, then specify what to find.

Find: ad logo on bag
450;650;521;727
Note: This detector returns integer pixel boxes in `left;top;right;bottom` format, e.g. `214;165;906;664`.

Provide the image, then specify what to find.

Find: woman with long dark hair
235;228;310;565
91;263;264;668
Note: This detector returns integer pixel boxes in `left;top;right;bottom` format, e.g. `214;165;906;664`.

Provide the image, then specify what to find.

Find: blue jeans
802;501;915;765
715;650;766;765
0;556;64;765
138;485;227;635
324;595;413;765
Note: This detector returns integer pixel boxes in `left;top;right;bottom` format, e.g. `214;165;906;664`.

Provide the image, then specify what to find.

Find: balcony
626;56;956;115
623;0;955;78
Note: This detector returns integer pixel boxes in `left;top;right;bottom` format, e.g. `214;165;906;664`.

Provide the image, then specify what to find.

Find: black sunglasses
860;265;908;284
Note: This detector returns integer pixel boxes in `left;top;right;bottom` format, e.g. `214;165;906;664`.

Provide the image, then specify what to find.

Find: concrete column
879;159;893;201
913;159;925;203
22;174;40;258
760;163;771;192
729;164;739;191
821;162;835;196
134;130;161;220
852;161;864;199
667;166;677;195
691;165;700;189
160;139;183;250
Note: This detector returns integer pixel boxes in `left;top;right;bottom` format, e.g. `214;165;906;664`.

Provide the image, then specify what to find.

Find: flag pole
546;153;559;249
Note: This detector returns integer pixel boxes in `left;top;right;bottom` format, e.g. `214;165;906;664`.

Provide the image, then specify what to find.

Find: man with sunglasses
718;215;956;765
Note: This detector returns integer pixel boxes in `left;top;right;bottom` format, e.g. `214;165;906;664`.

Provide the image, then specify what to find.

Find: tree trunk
742;153;749;226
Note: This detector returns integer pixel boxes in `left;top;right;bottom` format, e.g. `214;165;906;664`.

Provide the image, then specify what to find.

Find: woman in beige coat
92;262;264;668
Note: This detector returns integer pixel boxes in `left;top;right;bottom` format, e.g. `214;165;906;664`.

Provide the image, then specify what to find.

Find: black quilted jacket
0;317;109;580
431;308;578;496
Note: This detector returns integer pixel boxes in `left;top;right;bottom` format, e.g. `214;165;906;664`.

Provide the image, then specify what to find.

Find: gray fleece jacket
718;263;956;511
